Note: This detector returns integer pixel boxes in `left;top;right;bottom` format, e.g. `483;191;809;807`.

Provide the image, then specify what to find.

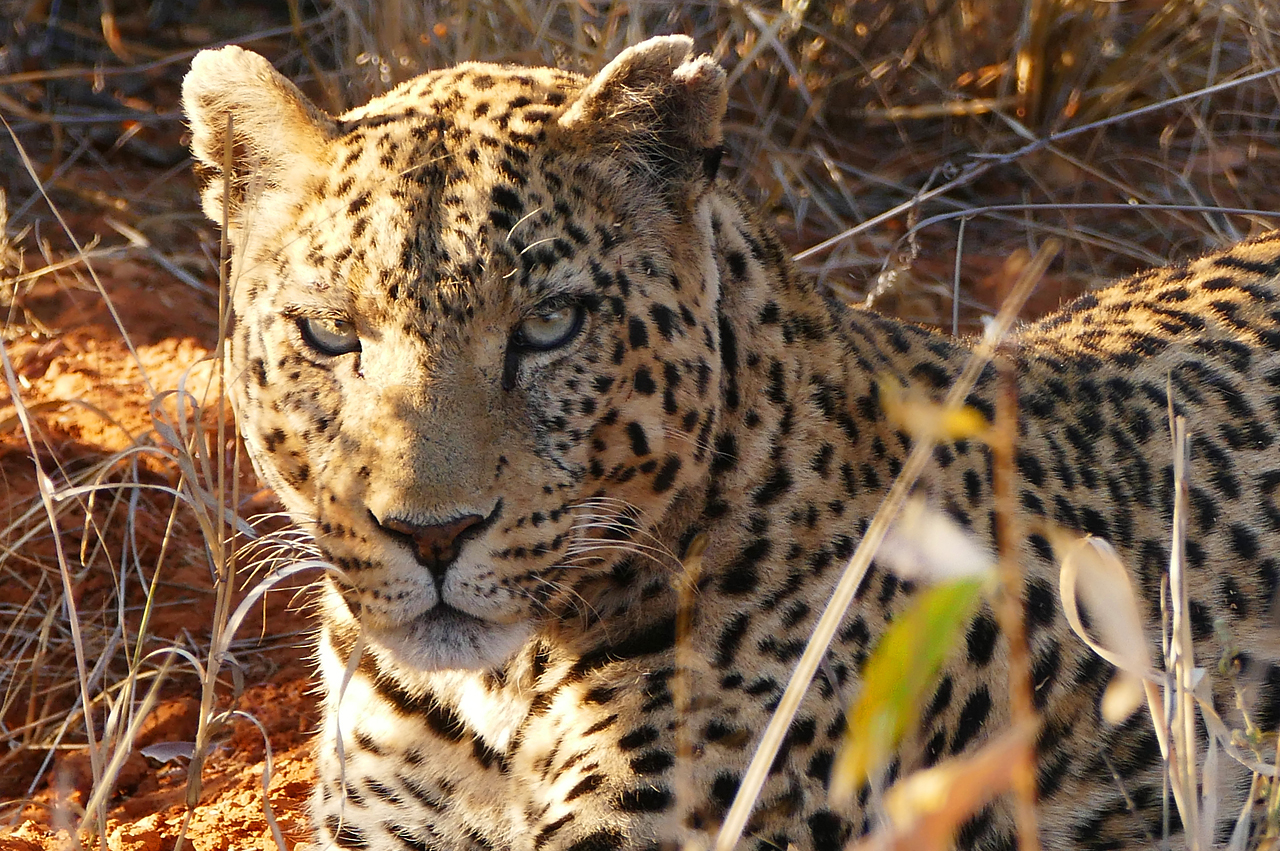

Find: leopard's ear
559;35;727;191
183;46;336;227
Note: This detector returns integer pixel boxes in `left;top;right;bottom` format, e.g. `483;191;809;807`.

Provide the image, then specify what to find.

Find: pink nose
379;514;485;574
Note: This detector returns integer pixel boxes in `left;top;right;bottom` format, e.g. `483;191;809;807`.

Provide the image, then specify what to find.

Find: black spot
325;816;368;847
571;617;675;677
652;456;681;493
1222;575;1249;618
582;715;618;737
563;773;604;801
782;601;811;629
618;725;659;750
949;686;992;754
726;252;748;281
744;676;779;696
838;616;870;650
617;785;671;812
720;539;769;595
704;719;741;744
1256;664;1280;732
807;748;834;784
955;805;994;848
1261;559;1279;601
491;184;522;212
1036;748;1071;799
370;680;468;743
809;810;850;848
1214;253;1280;278
922;675;953;725
772;717;817;771
1230;523;1259;560
626;422;650;456
471;737;507;772
1017;451;1045;487
564;828;624;851
710;771;741;811
752;465;793;505
534;814;575;848
1024;576;1056;636
877;572;899;605
633;367;656;395
714;613;750;667
909;360;951;389
922;730;947;767
1114;727;1162;779
1080;507;1109;537
628;316;649;349
1030;640;1061;709
631;750;674;775
963;469;982;504
965;611;999;667
650;304;677;340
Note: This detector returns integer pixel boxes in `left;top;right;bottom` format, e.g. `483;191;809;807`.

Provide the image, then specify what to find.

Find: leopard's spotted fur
183;36;1280;851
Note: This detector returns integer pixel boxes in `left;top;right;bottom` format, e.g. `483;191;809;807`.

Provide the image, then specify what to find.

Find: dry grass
1;0;1278;847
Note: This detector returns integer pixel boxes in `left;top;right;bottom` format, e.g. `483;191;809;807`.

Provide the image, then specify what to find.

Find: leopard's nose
378;513;485;578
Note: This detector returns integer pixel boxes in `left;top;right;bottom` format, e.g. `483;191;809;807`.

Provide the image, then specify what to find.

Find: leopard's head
183;36;728;670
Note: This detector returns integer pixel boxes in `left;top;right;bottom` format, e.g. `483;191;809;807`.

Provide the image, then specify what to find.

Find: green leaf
831;577;989;803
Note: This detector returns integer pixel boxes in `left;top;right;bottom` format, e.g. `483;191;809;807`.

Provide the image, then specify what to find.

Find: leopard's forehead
341;62;585;125
279;63;616;334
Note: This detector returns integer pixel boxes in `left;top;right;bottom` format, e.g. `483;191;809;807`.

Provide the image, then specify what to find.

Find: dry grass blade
1;29;305;841
672;533;709;839
990;353;1039;851
1166;412;1205;850
1;282;108;845
1053;534;1155;725
176;111;243;851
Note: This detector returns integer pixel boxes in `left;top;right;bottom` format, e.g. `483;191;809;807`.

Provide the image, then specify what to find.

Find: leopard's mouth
363;600;486;643
360;602;529;672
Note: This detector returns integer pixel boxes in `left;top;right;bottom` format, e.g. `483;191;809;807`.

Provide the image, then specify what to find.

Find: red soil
1;244;319;850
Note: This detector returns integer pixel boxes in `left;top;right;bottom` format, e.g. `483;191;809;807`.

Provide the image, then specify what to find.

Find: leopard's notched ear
182;46;337;226
559;35;728;191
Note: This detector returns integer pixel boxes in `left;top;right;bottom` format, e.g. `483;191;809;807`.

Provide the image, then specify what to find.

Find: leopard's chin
363;605;530;673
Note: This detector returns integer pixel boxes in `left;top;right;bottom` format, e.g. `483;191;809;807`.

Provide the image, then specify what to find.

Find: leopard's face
186;43;729;670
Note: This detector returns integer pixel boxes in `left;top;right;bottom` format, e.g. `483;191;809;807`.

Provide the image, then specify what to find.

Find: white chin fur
364;607;531;672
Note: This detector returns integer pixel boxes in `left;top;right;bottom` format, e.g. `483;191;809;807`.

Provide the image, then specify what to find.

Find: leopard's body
183;37;1280;851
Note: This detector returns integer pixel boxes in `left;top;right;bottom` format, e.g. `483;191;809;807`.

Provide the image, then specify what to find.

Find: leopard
182;36;1280;851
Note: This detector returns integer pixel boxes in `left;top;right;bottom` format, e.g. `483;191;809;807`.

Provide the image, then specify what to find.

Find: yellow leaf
878;377;989;442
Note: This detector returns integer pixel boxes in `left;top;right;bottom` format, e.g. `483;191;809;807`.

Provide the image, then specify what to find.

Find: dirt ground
1;234;320;849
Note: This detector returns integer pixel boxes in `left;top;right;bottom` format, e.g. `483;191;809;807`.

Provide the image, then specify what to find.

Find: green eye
514;303;584;351
298;316;360;356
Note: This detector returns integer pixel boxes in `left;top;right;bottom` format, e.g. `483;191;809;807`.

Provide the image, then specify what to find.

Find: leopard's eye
514;302;583;351
298;316;361;356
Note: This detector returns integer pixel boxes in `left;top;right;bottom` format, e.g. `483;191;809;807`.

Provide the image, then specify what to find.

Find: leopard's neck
693;189;972;614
